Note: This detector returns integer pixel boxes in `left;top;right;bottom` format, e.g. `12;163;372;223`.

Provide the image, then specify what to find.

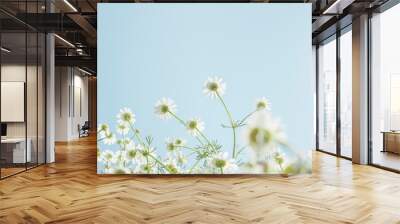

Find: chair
79;121;90;138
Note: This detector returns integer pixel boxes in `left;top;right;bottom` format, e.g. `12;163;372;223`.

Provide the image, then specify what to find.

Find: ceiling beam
55;55;96;72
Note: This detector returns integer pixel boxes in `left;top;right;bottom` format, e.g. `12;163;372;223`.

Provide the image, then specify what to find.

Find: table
382;131;400;154
1;138;31;163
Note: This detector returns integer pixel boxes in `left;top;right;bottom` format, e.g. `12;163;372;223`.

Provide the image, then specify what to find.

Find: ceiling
0;0;393;74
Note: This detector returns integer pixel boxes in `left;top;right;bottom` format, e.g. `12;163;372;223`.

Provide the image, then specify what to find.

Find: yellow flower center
214;159;226;168
105;153;113;160
188;121;197;130
160;105;169;113
167;143;176;151
207;82;219;91
142;151;149;156
257;102;266;110
114;169;126;174
100;124;108;131
128;150;136;159
249;128;272;147
122;113;131;121
166;164;178;174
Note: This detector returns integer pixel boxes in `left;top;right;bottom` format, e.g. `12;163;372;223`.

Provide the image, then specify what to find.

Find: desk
382;131;400;154
1;138;31;163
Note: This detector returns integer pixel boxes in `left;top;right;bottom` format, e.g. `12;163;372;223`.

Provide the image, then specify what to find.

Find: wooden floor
373;150;400;171
0;167;26;178
1;136;400;224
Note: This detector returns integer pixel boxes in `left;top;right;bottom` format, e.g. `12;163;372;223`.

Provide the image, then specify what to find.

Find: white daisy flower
116;123;129;135
99;150;114;163
241;162;267;174
154;97;177;119
132;162;144;173
112;150;128;165
117;138;132;148
98;131;106;139
203;76;226;99
186;118;205;136
97;123;109;133
273;151;284;166
125;148;138;161
103;132;116;145
128;149;146;173
111;166;132;174
243;111;286;154
165;138;177;152
128;142;142;151
165;137;186;152
117;107;136;125
139;163;155;174
211;152;229;169
174;138;186;147
224;162;239;174
211;152;238;174
140;146;156;158
103;165;115;174
176;151;187;165
124;144;145;164
164;158;180;174
255;97;271;111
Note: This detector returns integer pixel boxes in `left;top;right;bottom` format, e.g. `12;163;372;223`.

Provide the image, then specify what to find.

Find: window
0;1;47;179
318;37;337;154
371;3;400;171
339;29;352;158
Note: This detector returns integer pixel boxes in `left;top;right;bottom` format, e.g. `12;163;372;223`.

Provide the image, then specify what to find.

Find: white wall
1;63;46;163
55;67;89;141
1;65;41;137
71;72;89;138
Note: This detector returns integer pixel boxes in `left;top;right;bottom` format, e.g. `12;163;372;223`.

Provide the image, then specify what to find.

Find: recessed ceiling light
322;0;353;15
78;67;93;76
54;34;75;48
1;47;11;53
63;0;78;12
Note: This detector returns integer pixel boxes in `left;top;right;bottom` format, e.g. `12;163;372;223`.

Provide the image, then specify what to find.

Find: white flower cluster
97;76;309;175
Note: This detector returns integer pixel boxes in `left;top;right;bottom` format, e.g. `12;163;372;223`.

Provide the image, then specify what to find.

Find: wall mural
97;4;313;175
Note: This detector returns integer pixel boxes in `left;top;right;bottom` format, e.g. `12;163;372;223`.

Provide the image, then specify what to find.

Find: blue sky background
98;4;312;163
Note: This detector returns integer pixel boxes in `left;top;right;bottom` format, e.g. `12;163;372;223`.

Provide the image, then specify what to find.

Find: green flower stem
194;127;215;151
179;146;201;154
216;93;237;158
220;167;224;174
168;111;186;126
128;124;151;173
239;109;258;125
187;151;197;158
128;124;145;146
147;153;170;173
97;137;106;142
166;112;214;151
97;130;105;142
278;163;284;172
168;111;206;146
145;156;150;174
122;133;126;151
235;145;248;158
189;159;202;174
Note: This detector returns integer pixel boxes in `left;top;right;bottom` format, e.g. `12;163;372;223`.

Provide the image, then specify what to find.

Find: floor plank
1;135;400;224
